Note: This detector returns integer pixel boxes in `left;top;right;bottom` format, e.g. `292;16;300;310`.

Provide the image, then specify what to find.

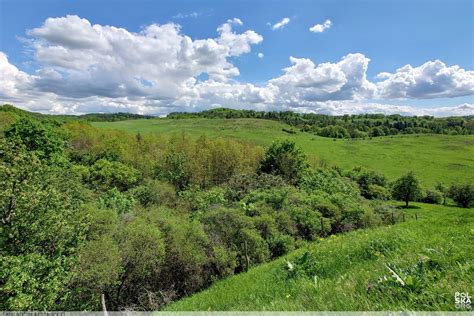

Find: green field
92;118;474;186
166;203;473;311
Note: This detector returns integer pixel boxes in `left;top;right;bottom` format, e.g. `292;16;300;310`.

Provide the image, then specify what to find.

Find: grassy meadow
166;202;474;311
93;118;474;186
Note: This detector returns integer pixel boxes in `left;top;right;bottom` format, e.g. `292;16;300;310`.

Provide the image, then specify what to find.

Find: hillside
166;202;474;311
92;118;474;186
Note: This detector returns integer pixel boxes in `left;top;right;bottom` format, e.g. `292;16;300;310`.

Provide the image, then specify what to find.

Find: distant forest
169;108;474;138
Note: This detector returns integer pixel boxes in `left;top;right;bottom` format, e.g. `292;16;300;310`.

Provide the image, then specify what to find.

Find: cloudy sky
0;0;473;116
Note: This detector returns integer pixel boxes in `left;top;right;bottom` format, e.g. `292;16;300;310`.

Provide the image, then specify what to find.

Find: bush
366;184;391;200
98;188;135;214
301;168;360;197
90;159;140;191
448;184;474;208
259;140;308;185
421;190;442;204
268;233;295;257
225;173;286;201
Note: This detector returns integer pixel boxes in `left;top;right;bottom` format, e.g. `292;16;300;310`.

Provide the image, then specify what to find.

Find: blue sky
0;0;473;115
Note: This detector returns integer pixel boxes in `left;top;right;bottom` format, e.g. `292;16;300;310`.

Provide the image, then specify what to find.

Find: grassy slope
166;203;473;311
92;118;474;186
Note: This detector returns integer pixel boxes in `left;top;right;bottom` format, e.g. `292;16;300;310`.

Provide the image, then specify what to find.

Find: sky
0;0;473;116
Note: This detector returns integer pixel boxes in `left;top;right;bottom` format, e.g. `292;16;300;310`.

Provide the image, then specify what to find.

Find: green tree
4;118;64;162
0;140;87;310
259;140;308;185
391;172;422;207
69;236;122;310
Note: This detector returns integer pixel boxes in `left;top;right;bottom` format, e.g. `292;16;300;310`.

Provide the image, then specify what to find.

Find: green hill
166;202;473;311
92;118;474;187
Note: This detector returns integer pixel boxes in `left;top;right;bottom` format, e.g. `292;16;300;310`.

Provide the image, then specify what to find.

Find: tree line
168;108;474;138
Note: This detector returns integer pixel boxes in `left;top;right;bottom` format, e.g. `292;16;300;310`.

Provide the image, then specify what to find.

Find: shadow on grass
396;205;421;209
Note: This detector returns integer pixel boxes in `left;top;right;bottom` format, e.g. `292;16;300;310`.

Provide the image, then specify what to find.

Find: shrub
225;173;286;201
98;188;135;214
268;233;295;257
90;159;140;191
259;140;308;185
421;190;442;204
301;168;360;197
367;184;391;200
448;184;474;208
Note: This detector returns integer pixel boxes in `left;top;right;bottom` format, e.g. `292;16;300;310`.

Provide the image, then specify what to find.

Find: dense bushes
1;116;472;311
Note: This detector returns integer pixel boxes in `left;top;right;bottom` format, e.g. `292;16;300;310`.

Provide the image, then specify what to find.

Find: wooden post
101;293;108;316
391;212;395;224
402;213;405;222
415;213;418;221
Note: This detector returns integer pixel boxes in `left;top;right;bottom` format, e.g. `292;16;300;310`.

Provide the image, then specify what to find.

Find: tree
448;184;474;208
259;140;308;185
0;140;87;310
70;236;122;310
391;172;422;207
4;118;64;162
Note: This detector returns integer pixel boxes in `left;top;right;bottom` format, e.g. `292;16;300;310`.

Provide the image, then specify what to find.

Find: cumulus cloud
376;60;474;99
269;53;376;102
0;15;473;117
272;17;290;30
309;19;332;33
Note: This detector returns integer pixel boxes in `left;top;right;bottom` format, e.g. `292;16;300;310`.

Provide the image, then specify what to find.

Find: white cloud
376;60;474;99
172;12;201;19
269;53;376;102
272;17;290;30
1;15;473;117
309;19;332;33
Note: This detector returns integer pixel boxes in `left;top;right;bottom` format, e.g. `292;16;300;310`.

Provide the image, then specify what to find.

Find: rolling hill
166;203;474;311
92;118;474;187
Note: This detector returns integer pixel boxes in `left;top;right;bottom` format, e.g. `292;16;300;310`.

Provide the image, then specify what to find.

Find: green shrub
268;233;295;257
98;188;135;214
90;159;140;191
448;184;474;208
421;190;442;204
259;140;309;185
225;173;286;201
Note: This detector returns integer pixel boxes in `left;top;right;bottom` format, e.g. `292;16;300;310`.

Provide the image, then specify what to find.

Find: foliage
259;140;309;185
97;188;135;214
4;118;65;162
391;172;422;207
421;190;442;204
448;184;474;208
166;204;473;311
90;159;140;191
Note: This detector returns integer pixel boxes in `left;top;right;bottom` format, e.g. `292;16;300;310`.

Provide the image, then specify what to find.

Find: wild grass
165;202;474;311
92;118;474;186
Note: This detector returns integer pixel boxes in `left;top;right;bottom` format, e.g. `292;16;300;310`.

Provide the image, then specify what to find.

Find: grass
166;202;474;311
92;118;474;186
